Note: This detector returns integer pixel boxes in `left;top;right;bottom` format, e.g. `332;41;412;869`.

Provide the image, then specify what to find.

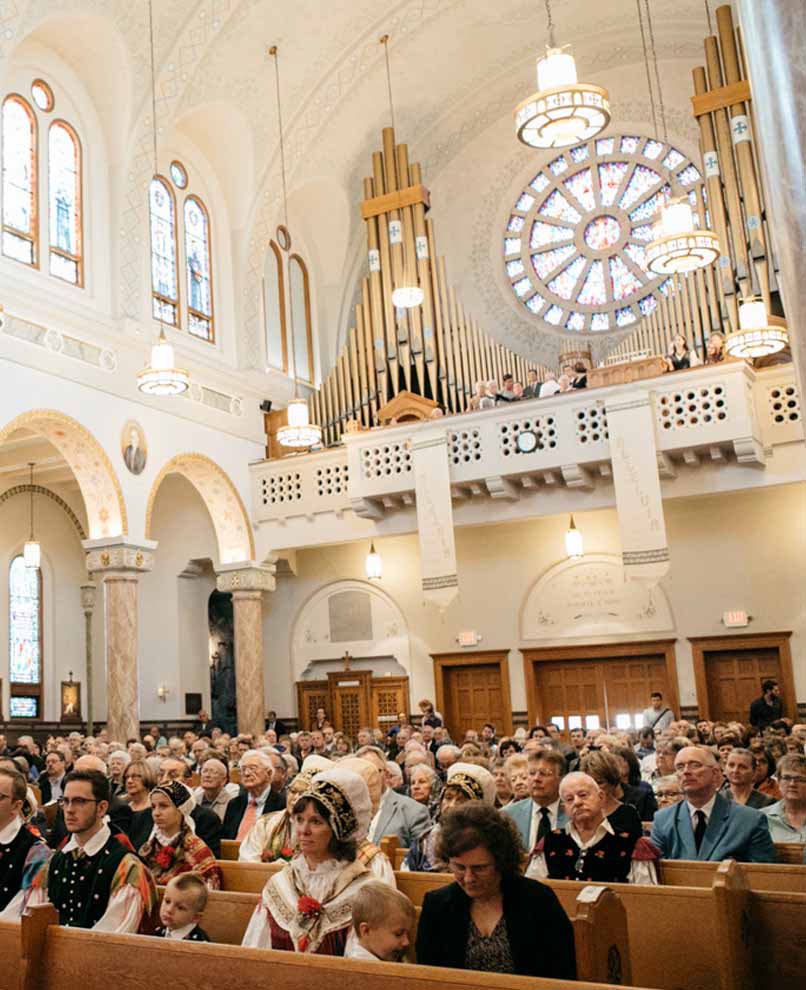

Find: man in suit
503;750;568;851
39;750;67;804
356;745;430;847
265;710;287;737
48;754;133;848
222;749;284;840
522;369;541;399
192;709;217;737
650;746;775;862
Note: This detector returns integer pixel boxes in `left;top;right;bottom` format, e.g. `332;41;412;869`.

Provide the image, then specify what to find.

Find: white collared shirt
62;822;111;857
251;785;274;816
528;798;561;849
164;922;196;940
687;793;717;827
345;941;381;961
46;775;65;802
368;788;393;844
0;817;23;846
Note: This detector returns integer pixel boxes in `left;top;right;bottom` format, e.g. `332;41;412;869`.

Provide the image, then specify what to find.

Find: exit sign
723;610;749;627
458;630;479;647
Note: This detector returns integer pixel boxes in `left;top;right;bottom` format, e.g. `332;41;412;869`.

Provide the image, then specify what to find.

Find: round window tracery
503;134;707;334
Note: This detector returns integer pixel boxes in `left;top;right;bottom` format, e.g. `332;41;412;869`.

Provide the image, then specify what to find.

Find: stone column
80;583;97;735
83;539;156;743
216;563;276;737
736;0;806;403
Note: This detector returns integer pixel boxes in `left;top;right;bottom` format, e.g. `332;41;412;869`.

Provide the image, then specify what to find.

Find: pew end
573;885;632;986
712;861;753;990
220;839;241;861
20;904;59;990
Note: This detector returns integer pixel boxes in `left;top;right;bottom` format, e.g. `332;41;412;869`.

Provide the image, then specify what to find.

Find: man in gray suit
502;749;569;852
650;746;775;862
356;745;430;847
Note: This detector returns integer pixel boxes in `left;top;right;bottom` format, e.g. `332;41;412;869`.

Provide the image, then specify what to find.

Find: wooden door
328;671;372;739
605;658;668;731
296;680;330;731
370;677;410;734
443;664;505;740
704;648;781;724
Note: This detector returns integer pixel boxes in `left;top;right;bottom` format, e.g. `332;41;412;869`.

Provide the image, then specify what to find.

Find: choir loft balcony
249;361;803;553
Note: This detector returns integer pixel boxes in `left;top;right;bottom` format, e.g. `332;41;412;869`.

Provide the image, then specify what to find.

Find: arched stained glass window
264;240;287;372
503;134;706;334
184;195;214;341
289;254;313;383
149;176;179;326
48;121;82;285
9;555;42;719
2;96;37;266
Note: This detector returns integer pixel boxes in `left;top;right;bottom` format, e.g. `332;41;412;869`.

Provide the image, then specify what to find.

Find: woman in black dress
580;749;644;836
416;803;575;979
122;759;158;850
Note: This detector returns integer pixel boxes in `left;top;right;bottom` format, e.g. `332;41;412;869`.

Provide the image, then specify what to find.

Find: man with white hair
528;772;658;884
222;749;284;840
385;761;404;792
435;744;461;781
650;746;775;862
194;758;239;821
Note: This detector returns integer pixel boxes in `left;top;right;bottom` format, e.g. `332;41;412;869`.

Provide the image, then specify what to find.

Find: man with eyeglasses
0;768;51;919
761;754;806;842
502;751;568;850
222;749;283;840
22;770;157;930
650;746;775;862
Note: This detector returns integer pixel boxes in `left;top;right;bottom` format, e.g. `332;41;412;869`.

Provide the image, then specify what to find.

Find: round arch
0;409;127;538
0;484;87;542
144;453;254;565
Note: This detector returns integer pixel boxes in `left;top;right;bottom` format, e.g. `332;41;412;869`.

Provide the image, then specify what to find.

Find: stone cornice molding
215;561;276;595
82;537;158;575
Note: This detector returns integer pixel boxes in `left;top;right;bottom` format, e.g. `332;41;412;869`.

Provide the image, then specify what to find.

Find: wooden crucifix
341;651;353;672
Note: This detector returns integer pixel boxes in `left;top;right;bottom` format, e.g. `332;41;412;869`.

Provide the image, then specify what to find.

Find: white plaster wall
261;482;806;719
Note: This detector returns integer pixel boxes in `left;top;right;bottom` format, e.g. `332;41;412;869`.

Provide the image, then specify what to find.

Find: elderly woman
138;780;222;889
122;759;160;849
504;754;530;803
580;749;643;837
409;763;441;821
416;803;575;978
653;774;684;810
242;768;373;954
404;762;495;872
528;772;658;885
762;754;806;843
239;755;334;863
107;751;130;799
724;749;776;809
492;759;513;808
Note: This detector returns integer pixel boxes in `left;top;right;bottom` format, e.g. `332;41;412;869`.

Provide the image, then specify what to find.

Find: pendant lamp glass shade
277;396;322;448
725;297;788;359
137;330;190;396
565;515;583;559
365;541;382;581
646;197;720;275
24;464;40;569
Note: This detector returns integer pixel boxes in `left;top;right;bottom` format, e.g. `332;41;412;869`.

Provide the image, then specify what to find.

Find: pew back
0;921;20;990
659;858;806;893
220;839;240;861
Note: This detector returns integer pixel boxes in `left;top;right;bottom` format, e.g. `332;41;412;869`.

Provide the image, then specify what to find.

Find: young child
154;873;211;941
346;881;416;962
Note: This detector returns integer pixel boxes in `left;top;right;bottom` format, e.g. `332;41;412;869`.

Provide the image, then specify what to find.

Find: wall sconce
157;683;170;703
565;515;584;559
365;541;382;581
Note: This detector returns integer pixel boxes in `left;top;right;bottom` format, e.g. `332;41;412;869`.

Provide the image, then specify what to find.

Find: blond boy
347;881;416;962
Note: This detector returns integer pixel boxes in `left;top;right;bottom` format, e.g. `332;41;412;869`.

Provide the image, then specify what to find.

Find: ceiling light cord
28;463;35;540
636;0;659;138
544;0;557;49
644;0;668;143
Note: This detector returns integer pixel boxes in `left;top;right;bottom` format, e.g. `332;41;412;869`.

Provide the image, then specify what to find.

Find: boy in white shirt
345;881;415;962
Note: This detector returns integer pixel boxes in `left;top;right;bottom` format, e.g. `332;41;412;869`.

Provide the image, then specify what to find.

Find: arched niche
0;409;127;539
291;580;411;682
144;453;253;566
520;554;674;641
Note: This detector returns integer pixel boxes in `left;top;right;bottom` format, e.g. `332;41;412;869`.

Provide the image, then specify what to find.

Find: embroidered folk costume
241;767;373;954
0;819;51;917
528;820;659;885
139;781;222;889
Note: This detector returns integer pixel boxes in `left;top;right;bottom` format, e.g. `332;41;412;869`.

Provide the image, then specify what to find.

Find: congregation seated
193;757;240;821
723;748;776;809
527;772;658;885
415;802;576;979
38;750;68;805
502;749;568;849
579;749;643;838
356;746;431;848
122;759;160;848
762;753;806;842
0;767;51;919
653;774;684;809
222;749;284;840
158;756;223;857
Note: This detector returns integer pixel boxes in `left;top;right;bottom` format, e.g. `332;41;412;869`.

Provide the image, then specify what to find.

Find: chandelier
725;298;788;359
640;0;720;275
137;0;190;397
271;47;322;449
24;463;40;569
514;0;610;149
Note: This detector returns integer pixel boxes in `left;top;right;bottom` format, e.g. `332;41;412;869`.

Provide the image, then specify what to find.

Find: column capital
82;537;158;575
80;582;98;613
215;561;276;595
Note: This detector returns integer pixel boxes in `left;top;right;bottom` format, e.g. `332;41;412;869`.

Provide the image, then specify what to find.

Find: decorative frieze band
83;538;157;575
215;562;276;595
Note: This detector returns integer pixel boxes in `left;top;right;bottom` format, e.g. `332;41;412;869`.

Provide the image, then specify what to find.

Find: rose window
503;134;707;333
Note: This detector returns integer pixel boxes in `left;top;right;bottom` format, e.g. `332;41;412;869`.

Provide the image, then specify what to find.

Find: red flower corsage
280;845;294;860
594;850;606;858
154;846;174;870
297;895;323;919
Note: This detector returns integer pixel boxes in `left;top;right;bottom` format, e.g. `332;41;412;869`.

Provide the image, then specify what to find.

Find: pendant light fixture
365;541;383;581
641;0;720;276
380;35;423;310
565;514;583;559
514;0;610;149
24;463;40;569
137;0;189;397
270;46;323;450
725;297;788;358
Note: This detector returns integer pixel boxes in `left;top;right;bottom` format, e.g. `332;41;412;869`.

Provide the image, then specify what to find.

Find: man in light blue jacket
650;746;774;862
503;749;568;852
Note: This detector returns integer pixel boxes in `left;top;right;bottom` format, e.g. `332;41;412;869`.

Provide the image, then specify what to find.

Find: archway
0;409;127;538
144;453;254;565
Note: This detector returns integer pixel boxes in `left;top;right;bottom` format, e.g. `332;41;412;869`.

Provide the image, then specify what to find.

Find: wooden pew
774;841;805;864
659;858;806;893
0;921;21;990
220;839;241;861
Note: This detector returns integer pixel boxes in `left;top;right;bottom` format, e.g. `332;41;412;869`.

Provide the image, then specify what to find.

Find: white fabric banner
606;393;670;583
411;429;459;609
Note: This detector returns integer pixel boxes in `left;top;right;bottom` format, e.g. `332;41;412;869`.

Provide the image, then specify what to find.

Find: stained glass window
502;134;707;333
184;196;214;341
10;697;38;718
289;254;314;383
170;160;187;188
48;122;82;284
31;81;54;112
265;240;287;371
2;96;37;265
149;176;178;325
9;555;42;719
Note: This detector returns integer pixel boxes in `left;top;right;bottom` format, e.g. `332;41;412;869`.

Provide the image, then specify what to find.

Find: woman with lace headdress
241;767;373;954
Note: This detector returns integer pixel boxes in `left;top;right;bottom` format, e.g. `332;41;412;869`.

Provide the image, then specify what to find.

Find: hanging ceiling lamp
514;0;610;149
137;0;189;397
725;297;788;358
565;514;583;559
270;46;323;450
380;34;423;309
24;463;40;569
365;541;382;581
641;0;720;275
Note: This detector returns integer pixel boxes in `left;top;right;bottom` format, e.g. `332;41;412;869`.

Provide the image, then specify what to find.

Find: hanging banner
411;429;459;609
605;393;670;584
